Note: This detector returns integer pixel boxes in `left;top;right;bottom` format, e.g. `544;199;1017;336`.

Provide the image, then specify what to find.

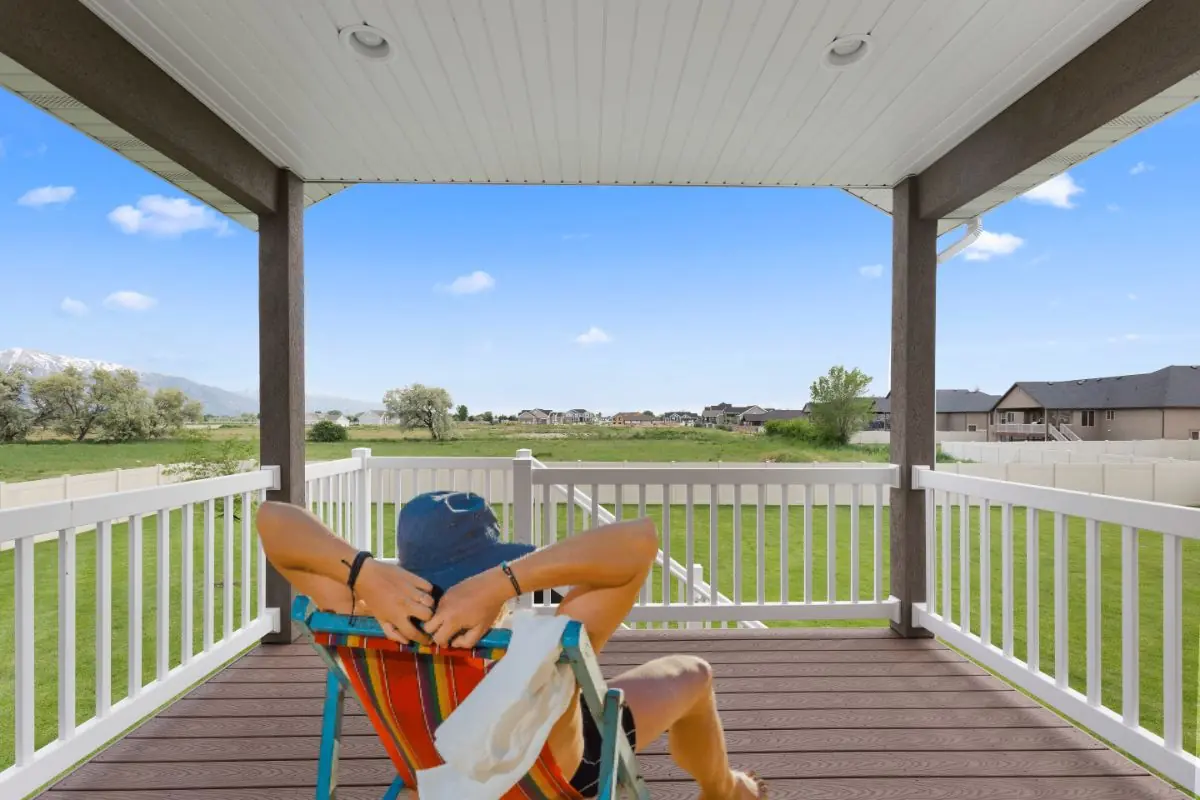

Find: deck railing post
889;174;937;638
352;448;372;551
513;449;534;609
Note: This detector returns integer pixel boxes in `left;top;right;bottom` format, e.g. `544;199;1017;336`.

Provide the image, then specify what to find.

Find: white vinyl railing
0;467;280;799
913;467;1200;793
994;422;1046;435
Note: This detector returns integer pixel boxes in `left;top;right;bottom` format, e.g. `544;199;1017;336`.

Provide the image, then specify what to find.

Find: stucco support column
889;175;937;638
258;169;305;643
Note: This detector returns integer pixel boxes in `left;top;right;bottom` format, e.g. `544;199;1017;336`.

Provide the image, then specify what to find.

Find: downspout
937;216;983;265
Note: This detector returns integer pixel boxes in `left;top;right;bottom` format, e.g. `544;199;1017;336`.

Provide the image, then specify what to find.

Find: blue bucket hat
396;490;535;590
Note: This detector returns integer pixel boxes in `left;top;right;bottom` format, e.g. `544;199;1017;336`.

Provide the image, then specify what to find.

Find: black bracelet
341;551;373;621
500;560;522;597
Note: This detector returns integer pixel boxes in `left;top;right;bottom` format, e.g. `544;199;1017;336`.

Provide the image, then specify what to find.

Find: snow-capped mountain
0;348;375;417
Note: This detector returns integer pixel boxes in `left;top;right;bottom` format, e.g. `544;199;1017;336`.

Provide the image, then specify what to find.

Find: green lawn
0;424;893;482
4;495;1197;781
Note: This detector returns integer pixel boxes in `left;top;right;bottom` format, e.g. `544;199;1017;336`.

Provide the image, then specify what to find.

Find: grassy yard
0;424;894;482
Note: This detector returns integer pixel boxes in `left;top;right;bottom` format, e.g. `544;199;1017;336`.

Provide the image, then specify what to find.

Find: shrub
309;419;349;442
764;418;821;442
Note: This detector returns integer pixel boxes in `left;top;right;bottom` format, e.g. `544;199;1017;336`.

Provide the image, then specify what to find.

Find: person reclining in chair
258;490;765;799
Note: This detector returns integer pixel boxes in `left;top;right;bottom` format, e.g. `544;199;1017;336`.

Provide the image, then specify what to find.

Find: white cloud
858;264;884;279
103;291;157;311
1020;173;1083;209
1128;293;1138;301
60;297;88;317
438;270;496;295
574;326;612;346
108;195;230;237
961;230;1025;261
18;185;76;207
1130;161;1153;175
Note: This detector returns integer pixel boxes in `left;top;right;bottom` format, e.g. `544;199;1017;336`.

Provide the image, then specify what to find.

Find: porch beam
890;175;937;638
258;169;305;643
0;0;277;215
919;0;1200;221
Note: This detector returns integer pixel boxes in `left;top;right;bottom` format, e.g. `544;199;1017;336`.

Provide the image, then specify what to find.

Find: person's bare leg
610;655;761;799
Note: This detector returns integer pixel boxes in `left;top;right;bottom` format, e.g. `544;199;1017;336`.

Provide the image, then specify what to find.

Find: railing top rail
530;465;899;487
0;468;277;545
914;466;1200;539
303;457;364;480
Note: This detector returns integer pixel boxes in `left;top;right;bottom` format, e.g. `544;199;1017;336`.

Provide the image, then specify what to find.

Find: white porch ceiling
4;1;1196;233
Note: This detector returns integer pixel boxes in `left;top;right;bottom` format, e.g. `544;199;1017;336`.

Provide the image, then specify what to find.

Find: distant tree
166;429;257;518
384;383;453;440
148;388;204;438
479;410;494;424
807;365;874;445
95;369;156;442
641;410;655;417
0;366;33;443
309;419;349;442
327;409;343;417
455;404;469;422
30;366;105;441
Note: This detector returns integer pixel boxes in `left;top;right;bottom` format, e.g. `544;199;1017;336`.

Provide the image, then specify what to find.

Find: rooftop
1008;365;1200;410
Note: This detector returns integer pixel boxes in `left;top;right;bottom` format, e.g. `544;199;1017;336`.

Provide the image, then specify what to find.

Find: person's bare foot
700;770;765;799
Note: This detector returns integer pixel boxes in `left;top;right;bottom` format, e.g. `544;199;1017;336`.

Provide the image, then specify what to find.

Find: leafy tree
807;365;874;445
165;429;256;518
641;410;655;417
149;388;204;437
764;417;818;442
383;383;453;440
327;409;342;417
309;419;349;442
479;410;494;424
95;369;156;442
455;404;469;422
0;366;33;443
30;366;109;441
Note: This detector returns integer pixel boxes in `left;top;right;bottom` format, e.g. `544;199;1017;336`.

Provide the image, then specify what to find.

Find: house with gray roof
992;365;1200;441
812;391;998;432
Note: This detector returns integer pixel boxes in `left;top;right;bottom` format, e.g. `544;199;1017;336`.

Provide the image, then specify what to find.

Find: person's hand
354;559;436;644
424;567;513;649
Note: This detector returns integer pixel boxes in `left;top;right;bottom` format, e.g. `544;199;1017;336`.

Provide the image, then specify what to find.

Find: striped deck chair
292;596;650;800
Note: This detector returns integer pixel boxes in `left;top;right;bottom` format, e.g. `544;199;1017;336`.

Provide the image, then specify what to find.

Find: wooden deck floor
40;628;1186;799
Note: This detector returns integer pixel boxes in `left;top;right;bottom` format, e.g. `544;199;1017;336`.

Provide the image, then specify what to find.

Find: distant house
992;365;1200;442
356;409;391;426
700;403;765;426
841;391;998;433
662;411;700;426
303;412;322;426
326;413;350;427
517;408;551;425
742;408;808;427
563;408;595;424
613;412;655;426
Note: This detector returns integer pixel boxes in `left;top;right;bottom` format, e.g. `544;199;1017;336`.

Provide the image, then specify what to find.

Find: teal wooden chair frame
292;596;651;800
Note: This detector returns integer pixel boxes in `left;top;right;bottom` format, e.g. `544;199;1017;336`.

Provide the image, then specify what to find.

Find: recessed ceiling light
823;34;872;70
339;24;394;62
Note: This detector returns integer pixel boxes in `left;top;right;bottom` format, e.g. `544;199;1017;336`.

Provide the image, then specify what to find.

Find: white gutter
936;216;983;264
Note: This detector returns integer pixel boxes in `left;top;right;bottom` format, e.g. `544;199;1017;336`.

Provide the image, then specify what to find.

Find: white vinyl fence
943;439;1200;463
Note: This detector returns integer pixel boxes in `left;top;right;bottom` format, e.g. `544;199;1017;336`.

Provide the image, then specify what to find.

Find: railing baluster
873;484;884;603
733;484;742;605
154;510;170;681
542;483;553;555
756;485;766;606
850;484;860;603
941;492;951;620
394;470;404;553
1121;525;1139;727
223;497;234;640
340;473;349;537
241;493;252;629
1002;502;1013;657
980;500;991;644
96;519;113;716
960;494;970;632
204;499;215;651
318;476;327;526
804;486;814;604
708;484;718;610
925;485;935;617
1163;533;1183;752
14;535;34;765
686;485;695;607
780;484;789;604
590;484;599;527
1085;518;1101;705
1026;507;1039;672
128;514;143;696
639;484;650;606
258;489;267;613
377;470;387;555
827;484;836;603
502;469;509;542
567;483;576;538
1054;512;1068;688
182;505;194;664
58;526;77;740
662;484;671;607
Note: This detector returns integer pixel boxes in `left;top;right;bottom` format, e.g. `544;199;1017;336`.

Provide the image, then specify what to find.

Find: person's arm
423;518;658;648
256;501;435;643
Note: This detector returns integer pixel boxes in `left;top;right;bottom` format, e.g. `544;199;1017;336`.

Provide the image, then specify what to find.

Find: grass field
0;423;896;483
3;498;1198;772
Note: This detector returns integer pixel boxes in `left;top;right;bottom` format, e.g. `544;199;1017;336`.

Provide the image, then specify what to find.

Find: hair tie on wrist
500;560;522;597
340;551;373;622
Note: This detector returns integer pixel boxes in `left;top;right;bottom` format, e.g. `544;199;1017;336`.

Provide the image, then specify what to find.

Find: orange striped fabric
315;632;584;800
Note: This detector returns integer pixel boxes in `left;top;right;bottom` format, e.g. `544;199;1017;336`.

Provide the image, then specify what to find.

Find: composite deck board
41;629;1186;798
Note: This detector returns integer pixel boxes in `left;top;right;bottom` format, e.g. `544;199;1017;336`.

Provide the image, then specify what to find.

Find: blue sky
2;89;1197;414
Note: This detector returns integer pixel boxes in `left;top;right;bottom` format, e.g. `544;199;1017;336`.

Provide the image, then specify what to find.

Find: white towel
415;610;577;799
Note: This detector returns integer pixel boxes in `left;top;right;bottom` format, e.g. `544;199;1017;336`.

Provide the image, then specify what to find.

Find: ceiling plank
918;0;1200;221
0;0;279;215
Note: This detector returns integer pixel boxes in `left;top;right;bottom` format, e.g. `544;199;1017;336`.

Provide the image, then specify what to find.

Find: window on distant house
967;424;977;432
1191;430;1200;441
1005;411;1015;423
1081;410;1096;427
1105;409;1115;421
